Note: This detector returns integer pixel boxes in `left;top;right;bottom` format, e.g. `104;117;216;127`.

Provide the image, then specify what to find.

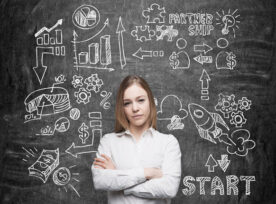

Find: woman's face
123;83;151;130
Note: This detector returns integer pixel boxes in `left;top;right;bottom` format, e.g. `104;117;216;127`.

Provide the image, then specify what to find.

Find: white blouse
91;128;182;204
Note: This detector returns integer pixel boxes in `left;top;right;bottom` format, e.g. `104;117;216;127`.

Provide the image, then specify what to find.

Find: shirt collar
116;127;155;137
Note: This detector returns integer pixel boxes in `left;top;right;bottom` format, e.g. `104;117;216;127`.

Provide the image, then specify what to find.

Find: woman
91;75;182;204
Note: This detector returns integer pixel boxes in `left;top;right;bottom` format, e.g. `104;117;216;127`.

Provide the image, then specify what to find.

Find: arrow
193;53;212;65
217;154;231;172
200;69;210;89
217;133;236;146
66;129;102;158
116;17;126;69
205;154;218;172
35;19;63;37
133;47;152;60
72;30;79;69
194;43;213;54
72;19;109;43
33;47;54;84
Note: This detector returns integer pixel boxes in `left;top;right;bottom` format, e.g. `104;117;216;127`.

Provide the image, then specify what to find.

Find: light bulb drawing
216;9;240;38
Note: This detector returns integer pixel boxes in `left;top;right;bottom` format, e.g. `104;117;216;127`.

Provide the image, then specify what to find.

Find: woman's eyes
123;99;145;106
138;98;145;103
124;102;130;106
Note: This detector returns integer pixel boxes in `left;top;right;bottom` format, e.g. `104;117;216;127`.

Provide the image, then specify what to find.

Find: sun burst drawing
216;9;240;38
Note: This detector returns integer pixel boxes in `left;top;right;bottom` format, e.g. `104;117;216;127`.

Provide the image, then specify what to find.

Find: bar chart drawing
73;34;114;71
34;19;66;84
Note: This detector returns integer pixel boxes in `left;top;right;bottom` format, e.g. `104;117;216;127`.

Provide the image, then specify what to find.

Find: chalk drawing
155;25;178;41
22;146;38;162
216;51;237;70
131;25;155;42
193;53;212;65
74;88;91;104
142;3;166;24
217;38;229;49
217;154;231;172
169;38;190;69
188;103;235;146
157;95;188;130
216;9;240;38
227;129;255;157
24;86;71;123
215;93;238;118
100;90;112;109
116;17;126;69
28;148;59;183
84;73;103;93
238;97;252;111
78;122;90;144
72;75;84;88
205;154;218;172
194;43;213;54
69;108;81;120
72;5;100;30
36;117;70;136
133;47;164;60
230;111;247;128
200;69;211;100
89;111;102;128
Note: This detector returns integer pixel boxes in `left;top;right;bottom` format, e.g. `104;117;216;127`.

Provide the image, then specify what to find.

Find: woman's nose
132;102;139;112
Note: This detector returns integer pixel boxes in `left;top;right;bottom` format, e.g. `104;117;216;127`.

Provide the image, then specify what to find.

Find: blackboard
0;0;275;203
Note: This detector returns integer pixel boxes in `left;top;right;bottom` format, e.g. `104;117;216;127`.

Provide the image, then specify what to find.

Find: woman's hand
144;168;163;180
93;154;116;170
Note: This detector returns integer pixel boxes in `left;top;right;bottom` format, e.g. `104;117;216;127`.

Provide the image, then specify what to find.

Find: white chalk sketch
34;19;65;84
194;43;213;54
227;129;256;157
240;176;256;195
155;25;178;41
116;17;126;69
131;25;155;42
84;73;103;93
66;129;102;158
217;38;229;49
142;3;166;24
217;154;231;172
169;38;190;69
216;51;237;70
100;90;112;109
36;117;70;136
200;69;211;101
28;148;59;183
238;97;252;111
133;47;164;60
69;108;81;120
216;9;240;38
188;103;235;146
230;111;247;128
78;122;90;144
205;154;218;172
215;93;238;118
24;86;71;123
176;38;187;50
193;53;212;65
72;5;100;30
89;111;102;128
53;165;80;197
22;146;38;162
74;88;91;104
157;95;188;130
72;75;84;88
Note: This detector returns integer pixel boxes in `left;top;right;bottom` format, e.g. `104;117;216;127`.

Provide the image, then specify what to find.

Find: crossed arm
91;135;182;199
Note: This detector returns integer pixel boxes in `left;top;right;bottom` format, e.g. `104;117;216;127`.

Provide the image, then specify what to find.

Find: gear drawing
72;75;83;88
238;97;252;111
74;88;91;104
131;25;155;42
155;25;178;41
84;74;103;93
142;3;166;24
215;93;238;118
230;111;247;128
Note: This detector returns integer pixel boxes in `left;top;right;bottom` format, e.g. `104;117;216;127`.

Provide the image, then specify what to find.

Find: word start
182;175;256;196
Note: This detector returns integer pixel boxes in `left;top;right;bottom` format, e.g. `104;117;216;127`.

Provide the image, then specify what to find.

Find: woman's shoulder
153;129;179;143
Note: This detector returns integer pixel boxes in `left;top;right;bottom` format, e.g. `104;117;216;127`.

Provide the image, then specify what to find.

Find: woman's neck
129;123;150;140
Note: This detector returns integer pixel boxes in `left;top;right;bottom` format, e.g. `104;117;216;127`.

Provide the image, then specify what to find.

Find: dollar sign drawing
226;52;236;69
169;52;179;69
78;122;89;144
58;171;68;181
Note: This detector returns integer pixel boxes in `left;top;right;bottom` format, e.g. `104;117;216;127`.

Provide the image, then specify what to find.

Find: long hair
115;75;157;133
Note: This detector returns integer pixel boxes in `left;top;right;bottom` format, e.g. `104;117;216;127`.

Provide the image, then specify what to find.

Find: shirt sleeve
123;135;182;199
91;134;147;191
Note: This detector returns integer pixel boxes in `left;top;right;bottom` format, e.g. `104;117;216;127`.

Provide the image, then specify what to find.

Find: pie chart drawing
72;5;100;29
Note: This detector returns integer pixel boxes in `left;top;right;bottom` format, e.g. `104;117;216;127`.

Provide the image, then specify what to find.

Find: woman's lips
132;114;143;119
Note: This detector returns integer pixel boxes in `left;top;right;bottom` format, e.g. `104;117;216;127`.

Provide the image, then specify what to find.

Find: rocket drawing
188;103;235;146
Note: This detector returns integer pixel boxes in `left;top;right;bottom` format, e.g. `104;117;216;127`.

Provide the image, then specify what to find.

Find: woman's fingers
93;161;105;168
101;154;110;161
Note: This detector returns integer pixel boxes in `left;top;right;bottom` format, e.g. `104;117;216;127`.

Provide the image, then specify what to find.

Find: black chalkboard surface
0;0;275;203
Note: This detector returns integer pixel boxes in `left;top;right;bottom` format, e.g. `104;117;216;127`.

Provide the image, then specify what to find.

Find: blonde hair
115;75;157;133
